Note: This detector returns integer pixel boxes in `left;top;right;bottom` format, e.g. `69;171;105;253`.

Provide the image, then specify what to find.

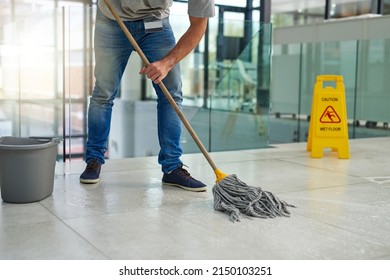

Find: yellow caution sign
307;75;350;159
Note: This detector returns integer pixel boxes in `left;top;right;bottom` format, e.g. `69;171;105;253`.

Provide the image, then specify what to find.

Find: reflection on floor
1;137;390;259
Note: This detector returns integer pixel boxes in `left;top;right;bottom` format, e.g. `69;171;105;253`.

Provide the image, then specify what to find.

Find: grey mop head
212;174;295;222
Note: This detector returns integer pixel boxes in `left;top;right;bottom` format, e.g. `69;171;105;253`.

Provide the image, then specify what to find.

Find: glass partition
64;6;94;161
2;5;390;161
271;36;390;144
177;18;272;153
0;6;271;161
271;0;390;27
0;9;65;160
329;0;372;19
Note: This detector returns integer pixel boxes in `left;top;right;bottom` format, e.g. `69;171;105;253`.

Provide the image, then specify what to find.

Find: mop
103;0;295;222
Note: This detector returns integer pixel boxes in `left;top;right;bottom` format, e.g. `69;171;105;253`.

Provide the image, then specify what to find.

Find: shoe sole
80;177;100;184
163;182;207;192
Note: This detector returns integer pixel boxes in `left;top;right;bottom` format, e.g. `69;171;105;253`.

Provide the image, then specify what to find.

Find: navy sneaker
162;166;207;192
80;159;102;184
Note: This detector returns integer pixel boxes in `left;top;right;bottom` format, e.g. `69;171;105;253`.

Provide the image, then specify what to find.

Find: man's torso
98;0;215;21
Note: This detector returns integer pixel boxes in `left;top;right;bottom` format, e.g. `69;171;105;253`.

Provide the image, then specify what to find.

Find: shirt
98;0;215;21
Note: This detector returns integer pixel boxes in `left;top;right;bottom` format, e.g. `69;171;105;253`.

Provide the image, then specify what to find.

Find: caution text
320;127;341;131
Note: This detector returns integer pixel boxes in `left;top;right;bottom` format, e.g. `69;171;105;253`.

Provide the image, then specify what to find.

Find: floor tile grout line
38;201;112;260
293;211;387;249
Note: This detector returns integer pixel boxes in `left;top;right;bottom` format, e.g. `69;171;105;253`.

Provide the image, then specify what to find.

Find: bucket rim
0;136;61;150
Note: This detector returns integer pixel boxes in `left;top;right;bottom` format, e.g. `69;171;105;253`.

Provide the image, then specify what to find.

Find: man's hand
139;59;173;84
139;16;207;84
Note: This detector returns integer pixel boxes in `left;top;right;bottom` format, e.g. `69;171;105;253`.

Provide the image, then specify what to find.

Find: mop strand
212;174;296;222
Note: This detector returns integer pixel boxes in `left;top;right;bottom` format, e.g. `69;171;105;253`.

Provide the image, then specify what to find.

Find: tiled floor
1;137;390;260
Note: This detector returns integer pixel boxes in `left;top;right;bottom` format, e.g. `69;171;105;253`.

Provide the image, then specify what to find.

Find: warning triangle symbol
320;106;341;123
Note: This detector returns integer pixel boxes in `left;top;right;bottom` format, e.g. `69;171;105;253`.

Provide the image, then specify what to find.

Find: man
80;0;215;192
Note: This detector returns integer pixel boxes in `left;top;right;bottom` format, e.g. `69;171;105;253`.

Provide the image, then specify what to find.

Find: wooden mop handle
103;0;218;172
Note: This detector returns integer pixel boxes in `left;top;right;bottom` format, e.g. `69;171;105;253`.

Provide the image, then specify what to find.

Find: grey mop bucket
0;137;61;203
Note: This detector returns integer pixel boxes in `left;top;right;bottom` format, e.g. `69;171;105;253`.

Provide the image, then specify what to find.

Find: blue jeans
85;8;183;173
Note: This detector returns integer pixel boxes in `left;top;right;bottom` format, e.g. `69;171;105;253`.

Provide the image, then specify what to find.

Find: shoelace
86;160;100;170
174;167;193;178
